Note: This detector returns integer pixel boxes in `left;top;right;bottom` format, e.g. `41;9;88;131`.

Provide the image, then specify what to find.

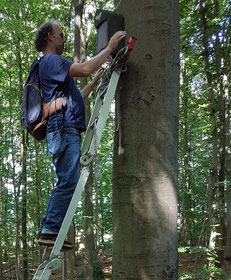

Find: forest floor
178;250;231;280
73;250;231;280
47;250;231;280
2;249;231;279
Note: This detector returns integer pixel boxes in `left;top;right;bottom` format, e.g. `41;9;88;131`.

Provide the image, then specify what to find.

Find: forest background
0;0;230;279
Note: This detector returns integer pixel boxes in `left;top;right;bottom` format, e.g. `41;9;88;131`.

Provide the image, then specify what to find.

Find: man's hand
81;68;104;100
91;68;104;86
107;31;126;53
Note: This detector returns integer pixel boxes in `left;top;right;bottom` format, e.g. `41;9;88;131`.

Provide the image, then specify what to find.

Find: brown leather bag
30;97;66;141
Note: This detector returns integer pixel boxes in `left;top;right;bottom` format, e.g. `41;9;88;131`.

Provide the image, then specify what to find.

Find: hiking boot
38;233;74;251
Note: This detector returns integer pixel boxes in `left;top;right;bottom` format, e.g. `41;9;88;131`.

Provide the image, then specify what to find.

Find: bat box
94;9;125;55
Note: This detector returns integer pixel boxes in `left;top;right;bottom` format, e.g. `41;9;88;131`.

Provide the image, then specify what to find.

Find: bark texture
113;0;180;279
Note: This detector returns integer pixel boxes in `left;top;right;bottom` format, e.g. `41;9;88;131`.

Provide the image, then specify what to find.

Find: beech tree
112;0;180;278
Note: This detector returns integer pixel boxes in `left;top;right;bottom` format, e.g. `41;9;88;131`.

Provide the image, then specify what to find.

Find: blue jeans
39;127;81;235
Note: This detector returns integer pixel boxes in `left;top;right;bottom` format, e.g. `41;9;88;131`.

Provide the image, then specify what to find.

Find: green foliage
178;0;231;252
180;265;229;280
179;247;229;279
178;246;204;254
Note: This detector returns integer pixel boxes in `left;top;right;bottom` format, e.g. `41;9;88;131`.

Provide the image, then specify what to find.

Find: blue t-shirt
39;54;86;132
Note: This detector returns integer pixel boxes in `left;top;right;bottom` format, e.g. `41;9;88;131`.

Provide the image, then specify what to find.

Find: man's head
34;21;66;55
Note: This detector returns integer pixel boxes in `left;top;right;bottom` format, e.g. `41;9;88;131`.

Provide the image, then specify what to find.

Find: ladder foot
32;258;62;280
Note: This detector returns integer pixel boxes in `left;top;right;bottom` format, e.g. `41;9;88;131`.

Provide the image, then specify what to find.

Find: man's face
51;24;66;55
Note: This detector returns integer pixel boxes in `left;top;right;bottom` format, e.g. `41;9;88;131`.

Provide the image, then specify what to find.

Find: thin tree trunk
4;51;22;280
35;140;42;231
34;140;44;262
74;1;94;279
0;162;5;280
94;186;100;254
213;0;227;262
11;94;22;280
17;46;28;280
181;65;192;246
0;239;3;280
63;223;76;280
113;0;180;278
199;0;218;249
0;116;3;279
84;176;94;280
21;129;28;280
224;74;231;259
74;0;86;64
217;79;227;261
224;155;231;259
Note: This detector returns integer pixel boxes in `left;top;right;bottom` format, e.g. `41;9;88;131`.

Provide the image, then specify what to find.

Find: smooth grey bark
113;0;180;279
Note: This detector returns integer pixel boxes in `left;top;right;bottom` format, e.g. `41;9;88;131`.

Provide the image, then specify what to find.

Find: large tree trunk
112;0;180;278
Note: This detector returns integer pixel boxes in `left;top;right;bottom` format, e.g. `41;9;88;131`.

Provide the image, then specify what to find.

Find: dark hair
34;21;54;52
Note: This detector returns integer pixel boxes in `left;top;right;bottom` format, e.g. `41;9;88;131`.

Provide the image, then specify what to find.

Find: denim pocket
47;130;64;157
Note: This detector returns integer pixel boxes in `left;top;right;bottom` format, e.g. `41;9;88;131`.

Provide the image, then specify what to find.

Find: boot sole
38;238;74;251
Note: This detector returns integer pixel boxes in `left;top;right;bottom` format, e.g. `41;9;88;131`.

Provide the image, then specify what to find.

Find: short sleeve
40;54;73;83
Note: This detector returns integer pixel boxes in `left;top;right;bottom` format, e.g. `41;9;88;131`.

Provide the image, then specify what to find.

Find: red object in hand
128;37;137;52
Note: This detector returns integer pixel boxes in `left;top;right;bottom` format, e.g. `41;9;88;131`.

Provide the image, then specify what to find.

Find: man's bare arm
81;69;104;100
68;31;126;77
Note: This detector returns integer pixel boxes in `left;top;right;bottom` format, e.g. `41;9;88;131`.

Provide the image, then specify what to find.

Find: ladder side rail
82;70;121;161
93;70;121;149
81;77;109;155
81;92;104;154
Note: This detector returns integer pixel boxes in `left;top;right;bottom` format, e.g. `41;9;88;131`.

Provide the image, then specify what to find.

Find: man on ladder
32;12;136;278
34;20;126;250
